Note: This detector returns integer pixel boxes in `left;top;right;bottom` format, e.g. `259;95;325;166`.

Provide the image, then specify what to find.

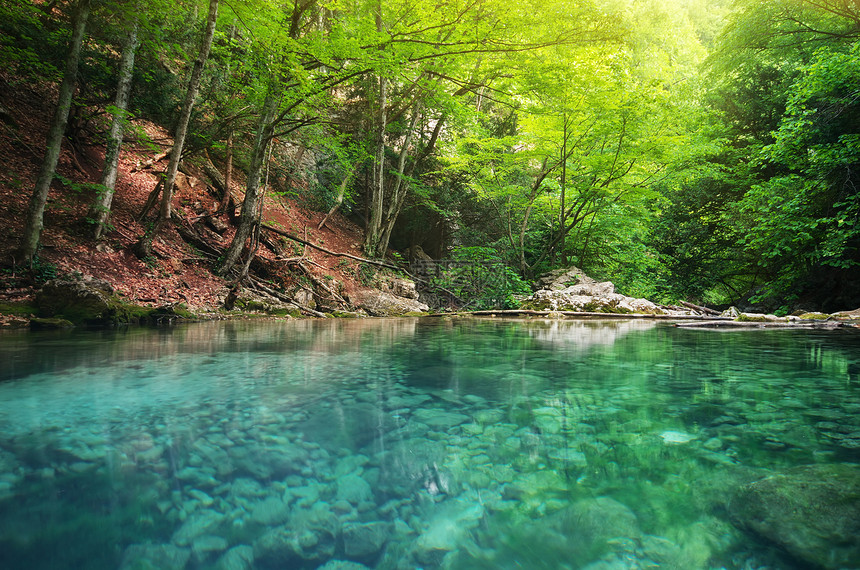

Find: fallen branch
261;223;401;271
132;150;169;172
680;301;721;316
249;277;326;317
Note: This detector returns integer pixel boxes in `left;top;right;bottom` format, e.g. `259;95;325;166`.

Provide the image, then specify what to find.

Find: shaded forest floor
0;70;375;325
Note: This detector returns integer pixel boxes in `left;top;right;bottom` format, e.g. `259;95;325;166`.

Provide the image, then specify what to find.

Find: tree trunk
133;0;219;259
216;89;279;276
318;163;357;230
17;0;92;265
364;73;387;257
218;129;234;213
90;16;140;239
378;105;421;255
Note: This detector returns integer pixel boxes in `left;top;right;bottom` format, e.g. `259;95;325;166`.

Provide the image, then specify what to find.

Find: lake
0;318;858;570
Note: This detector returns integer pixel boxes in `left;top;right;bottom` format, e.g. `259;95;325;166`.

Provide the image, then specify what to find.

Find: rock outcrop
34;275;155;326
351;274;428;316
350;288;429;317
522;267;666;314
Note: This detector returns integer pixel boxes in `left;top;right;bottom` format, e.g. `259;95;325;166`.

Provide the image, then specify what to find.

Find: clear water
0;318;857;570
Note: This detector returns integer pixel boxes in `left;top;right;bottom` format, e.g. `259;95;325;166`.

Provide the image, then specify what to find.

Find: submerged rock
119;544;190;570
214;545;254;570
728;463;860;569
253;521;336;569
317;561;371;570
337;473;373;504
342;521;389;561
554;496;641;561
659;430;697;444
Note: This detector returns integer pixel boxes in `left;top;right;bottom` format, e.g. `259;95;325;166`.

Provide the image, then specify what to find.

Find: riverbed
0;318;857;569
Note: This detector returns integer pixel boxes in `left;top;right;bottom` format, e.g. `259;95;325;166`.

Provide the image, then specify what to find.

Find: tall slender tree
17;0;92;265
133;0;219;259
89;5;140;239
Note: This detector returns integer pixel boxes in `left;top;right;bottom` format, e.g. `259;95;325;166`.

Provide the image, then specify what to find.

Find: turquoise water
0;318;857;570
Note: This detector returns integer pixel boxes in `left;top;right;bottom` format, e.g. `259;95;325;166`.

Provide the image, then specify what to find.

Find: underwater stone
659;430;697;444
189;489;215;506
703;437;723;451
172;509;225;546
342;521;390;560
119;544;191;570
214;545;254;570
414;495;485;563
229;477;266;500
252;527;308;569
546;448;588;468
191;534;229;565
473;409;504;424
317;561;371;570
250;496;292;525
728;463;860;569
334;454;369;477
554;496;642;561
287;483;322;508
412;409;470;429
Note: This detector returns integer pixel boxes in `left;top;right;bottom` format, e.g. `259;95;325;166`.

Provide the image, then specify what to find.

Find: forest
0;0;858;314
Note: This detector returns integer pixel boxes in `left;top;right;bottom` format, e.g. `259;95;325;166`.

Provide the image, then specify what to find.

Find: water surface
0;318;857;569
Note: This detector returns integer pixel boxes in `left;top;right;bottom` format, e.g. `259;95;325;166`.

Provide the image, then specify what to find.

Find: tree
88;4;140;239
17;0;92;265
133;0;219;259
681;0;860;308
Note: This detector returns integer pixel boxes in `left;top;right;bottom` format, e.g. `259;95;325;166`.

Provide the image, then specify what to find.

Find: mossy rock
736;314;768;322
728;464;860;569
0;301;37;317
402;311;429;317
330;310;363;318
798;312;831;320
36;276;185;327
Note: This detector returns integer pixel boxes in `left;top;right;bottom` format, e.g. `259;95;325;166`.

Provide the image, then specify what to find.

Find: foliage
7;0;860;310
422;246;531;310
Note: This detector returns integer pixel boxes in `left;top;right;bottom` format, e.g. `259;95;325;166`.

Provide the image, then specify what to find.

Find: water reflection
0;319;857;570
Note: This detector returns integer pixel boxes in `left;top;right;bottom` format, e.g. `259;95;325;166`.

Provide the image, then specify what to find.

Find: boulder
387;277;420;300
342;521;389;561
214;545;254;570
728;463;860;569
351;288;429;316
34;275;160;325
536;267;614;294
525;289;663;314
252;523;335;570
119;544;190;570
553;496;641;561
524;267;665;315
36;275;117;325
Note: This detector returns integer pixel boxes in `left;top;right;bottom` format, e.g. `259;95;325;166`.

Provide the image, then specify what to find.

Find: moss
402;311;429;317
330;310;362;318
798;312;831;320
0;301;36;316
266;307;300;318
736;314;768;322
